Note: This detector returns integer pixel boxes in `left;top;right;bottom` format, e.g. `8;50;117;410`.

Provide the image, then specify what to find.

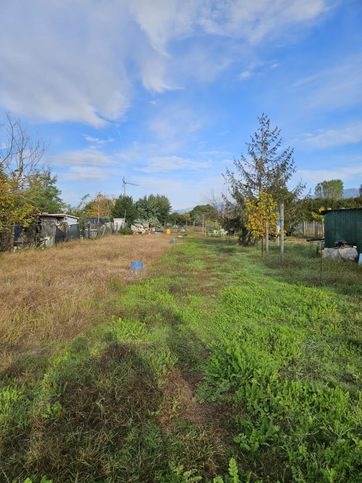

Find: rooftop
321;208;362;215
38;213;79;219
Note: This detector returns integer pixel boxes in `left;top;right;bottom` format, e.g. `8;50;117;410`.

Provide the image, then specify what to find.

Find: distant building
38;213;80;246
12;213;80;249
85;216;112;226
113;218;126;231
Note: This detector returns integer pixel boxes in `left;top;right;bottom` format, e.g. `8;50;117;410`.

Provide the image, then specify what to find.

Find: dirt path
0;235;170;372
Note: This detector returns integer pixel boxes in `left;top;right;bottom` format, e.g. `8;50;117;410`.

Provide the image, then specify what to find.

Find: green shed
323;208;362;253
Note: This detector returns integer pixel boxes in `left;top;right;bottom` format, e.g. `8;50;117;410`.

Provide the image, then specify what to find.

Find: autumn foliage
245;191;278;240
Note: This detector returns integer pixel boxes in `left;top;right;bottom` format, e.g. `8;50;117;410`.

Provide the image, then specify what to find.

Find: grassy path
1;237;361;482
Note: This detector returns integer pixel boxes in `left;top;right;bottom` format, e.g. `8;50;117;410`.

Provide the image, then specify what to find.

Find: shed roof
38;213;79;220
321;208;362;215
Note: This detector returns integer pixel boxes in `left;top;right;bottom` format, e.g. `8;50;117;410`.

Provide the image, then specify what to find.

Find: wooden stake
280;202;285;261
265;221;269;256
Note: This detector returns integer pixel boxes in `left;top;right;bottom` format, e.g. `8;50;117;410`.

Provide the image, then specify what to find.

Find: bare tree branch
0;112;44;188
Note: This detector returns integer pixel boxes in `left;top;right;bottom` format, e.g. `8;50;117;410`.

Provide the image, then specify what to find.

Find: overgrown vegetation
0;113;65;248
0;236;361;481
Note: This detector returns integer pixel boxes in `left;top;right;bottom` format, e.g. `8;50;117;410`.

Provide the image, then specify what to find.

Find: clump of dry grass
0;235;170;372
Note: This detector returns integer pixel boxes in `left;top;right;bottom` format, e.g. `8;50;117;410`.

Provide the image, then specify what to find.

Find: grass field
0;236;361;482
0;235;170;375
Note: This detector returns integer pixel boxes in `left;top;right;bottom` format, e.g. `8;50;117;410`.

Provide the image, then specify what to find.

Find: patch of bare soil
158;368;229;476
159;369;208;428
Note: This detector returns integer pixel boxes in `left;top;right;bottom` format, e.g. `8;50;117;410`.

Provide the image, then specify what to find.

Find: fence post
265;221;269;256
280;202;284;261
10;224;15;251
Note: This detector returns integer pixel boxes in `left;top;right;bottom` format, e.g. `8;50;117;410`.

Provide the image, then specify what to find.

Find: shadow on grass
165;311;209;375
1;340;171;482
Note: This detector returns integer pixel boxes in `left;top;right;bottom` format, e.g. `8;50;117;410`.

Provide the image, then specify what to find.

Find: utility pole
280;202;285;260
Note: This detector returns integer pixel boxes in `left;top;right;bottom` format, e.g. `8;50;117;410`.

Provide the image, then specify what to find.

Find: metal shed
323;208;362;253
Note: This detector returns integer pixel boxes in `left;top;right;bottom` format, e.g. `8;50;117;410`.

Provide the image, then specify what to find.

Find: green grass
0;237;361;482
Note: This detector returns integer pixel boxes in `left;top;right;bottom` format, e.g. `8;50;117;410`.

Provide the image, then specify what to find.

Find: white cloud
148;106;203;142
239;70;253;80
297;164;362;184
138;155;211;173
0;0;329;125
238;59;281;81
301;123;362;148
49;149;115;167
62;167;108;181
118;142;212;173
199;0;327;43
293;55;362;111
83;135;115;146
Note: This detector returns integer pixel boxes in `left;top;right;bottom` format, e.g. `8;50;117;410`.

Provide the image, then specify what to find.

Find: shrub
119;226;133;235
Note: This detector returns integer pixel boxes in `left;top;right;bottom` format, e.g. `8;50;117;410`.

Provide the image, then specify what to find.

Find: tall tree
85;193;114;220
135;194;171;224
0;170;34;233
112;195;138;224
189;204;219;224
0;113;46;248
168;212;189;225
224;114;303;244
24;169;64;213
315;179;343;199
225;114;301;202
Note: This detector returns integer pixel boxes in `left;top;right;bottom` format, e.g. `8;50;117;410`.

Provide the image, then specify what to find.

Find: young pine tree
225;113;302;202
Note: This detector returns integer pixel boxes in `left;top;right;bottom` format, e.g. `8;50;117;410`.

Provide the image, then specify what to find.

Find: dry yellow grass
0;235;170;372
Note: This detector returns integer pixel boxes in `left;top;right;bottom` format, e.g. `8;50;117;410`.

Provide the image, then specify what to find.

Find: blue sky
1;0;361;209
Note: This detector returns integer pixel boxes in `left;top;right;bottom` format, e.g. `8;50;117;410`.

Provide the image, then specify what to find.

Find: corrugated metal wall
324;210;362;253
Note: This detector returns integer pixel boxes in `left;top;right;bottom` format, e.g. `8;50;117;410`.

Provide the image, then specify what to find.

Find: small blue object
130;261;144;273
170;238;177;244
358;253;362;266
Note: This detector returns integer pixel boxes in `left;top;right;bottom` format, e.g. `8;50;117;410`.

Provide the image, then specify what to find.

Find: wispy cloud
293;54;362;111
199;0;328;42
63;166;108;181
83;135;114;147
239;70;253;80
118;142;212;174
238;60;281;81
299;123;362;148
297;163;362;184
137;155;211;173
49;149;115;167
148;106;203;143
